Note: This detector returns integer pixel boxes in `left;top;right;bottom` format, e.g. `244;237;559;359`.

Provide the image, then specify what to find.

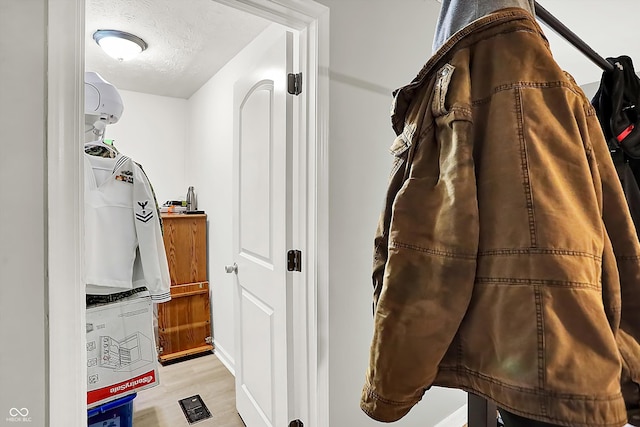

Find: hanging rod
534;2;614;73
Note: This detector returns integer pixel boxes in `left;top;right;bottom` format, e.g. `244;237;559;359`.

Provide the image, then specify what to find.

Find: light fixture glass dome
93;30;147;61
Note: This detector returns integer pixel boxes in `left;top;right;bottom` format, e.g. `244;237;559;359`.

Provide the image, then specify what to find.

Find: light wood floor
133;352;245;427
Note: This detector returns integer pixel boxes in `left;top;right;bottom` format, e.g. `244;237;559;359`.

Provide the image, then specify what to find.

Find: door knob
225;263;238;274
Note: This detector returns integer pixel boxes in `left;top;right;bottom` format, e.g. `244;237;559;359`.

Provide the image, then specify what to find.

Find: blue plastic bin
88;393;136;427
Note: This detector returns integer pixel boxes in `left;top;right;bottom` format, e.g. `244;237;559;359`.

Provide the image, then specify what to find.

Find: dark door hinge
287;250;302;272
287;73;302;96
289;420;303;427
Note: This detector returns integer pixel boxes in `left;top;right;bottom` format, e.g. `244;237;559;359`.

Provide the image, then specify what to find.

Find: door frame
46;0;329;426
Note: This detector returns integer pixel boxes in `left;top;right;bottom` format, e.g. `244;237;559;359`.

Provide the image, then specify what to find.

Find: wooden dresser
157;213;213;363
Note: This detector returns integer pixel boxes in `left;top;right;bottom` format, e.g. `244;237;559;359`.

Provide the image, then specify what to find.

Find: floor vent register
178;394;213;424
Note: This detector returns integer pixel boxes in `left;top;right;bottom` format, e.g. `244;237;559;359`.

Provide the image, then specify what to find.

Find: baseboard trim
213;340;235;376
435;404;467;427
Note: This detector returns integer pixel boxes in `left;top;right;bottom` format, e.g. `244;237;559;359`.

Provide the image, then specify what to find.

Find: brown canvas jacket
361;8;640;427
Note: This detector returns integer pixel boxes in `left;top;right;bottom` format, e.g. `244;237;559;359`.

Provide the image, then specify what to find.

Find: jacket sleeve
372;134;412;309
133;164;171;303
588;113;640;414
362;81;480;422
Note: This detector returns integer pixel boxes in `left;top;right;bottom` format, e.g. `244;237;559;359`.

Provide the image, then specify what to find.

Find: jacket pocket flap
432;63;455;117
389;135;410;157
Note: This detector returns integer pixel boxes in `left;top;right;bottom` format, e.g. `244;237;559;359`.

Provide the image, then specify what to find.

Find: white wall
316;1;468;426
0;1;47;425
103;90;188;204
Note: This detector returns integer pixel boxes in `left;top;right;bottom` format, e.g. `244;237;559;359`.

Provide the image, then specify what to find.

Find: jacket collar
391;8;549;135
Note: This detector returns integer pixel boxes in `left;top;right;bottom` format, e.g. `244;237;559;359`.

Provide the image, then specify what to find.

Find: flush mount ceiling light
93;29;148;61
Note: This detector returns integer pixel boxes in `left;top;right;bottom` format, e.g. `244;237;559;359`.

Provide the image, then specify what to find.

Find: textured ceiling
85;0;271;99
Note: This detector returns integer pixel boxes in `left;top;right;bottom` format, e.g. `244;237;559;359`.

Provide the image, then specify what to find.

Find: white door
231;28;294;427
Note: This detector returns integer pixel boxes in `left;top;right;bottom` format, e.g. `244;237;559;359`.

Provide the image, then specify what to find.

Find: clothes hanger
84;140;118;158
84;120;118;157
534;2;615;73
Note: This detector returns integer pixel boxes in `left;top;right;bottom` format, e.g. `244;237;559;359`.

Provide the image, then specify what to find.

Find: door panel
240;289;274;421
239;83;273;263
232;28;293;427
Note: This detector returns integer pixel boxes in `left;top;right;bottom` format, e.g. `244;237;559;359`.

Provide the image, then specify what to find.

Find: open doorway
85;0;306;427
53;0;331;426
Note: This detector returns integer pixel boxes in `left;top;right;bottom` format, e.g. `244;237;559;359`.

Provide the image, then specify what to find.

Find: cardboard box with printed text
86;294;159;408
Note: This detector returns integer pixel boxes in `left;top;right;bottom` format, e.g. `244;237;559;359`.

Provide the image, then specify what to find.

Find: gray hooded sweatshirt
432;0;536;52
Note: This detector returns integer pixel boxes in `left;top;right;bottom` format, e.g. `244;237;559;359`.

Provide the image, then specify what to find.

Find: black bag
592;55;640;158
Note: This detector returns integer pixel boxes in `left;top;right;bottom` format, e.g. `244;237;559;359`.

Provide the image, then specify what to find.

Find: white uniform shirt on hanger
84;152;171;303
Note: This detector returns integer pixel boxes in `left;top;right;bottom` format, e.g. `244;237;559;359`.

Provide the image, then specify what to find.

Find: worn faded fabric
362;8;640;427
432;0;535;52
